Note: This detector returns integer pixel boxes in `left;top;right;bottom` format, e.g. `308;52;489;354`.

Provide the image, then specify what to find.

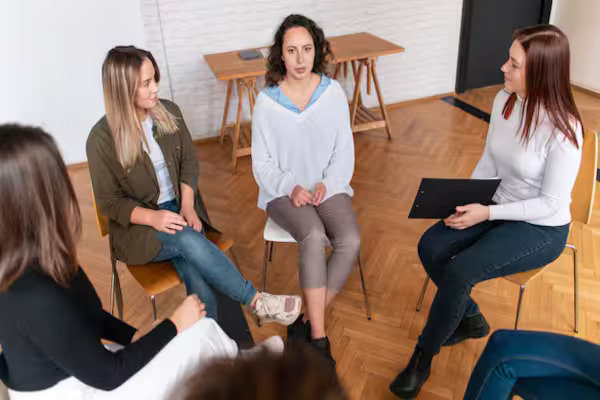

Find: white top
252;79;354;210
472;90;582;226
141;117;176;205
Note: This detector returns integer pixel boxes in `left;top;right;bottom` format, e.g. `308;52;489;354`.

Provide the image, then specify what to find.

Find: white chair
261;217;371;321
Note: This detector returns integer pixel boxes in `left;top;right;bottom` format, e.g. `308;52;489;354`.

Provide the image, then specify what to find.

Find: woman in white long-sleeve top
252;14;359;366
390;25;584;399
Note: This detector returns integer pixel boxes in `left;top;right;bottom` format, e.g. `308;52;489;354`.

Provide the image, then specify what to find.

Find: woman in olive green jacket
87;46;301;324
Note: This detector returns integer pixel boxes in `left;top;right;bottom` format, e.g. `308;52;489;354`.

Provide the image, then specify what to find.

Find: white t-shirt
141;117;176;205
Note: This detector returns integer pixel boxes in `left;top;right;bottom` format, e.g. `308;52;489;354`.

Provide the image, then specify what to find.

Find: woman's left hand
312;183;327;206
444;203;489;230
180;206;202;232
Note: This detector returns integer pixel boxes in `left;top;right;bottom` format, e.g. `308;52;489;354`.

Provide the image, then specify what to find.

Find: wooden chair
92;194;239;321
416;128;598;332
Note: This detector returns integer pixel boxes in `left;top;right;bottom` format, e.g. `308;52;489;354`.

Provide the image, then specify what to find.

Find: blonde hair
102;46;178;169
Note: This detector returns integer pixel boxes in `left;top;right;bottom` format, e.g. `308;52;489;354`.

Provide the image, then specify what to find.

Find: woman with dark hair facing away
171;343;349;400
252;14;359;365
87;46;301;325
0;124;244;399
390;25;583;398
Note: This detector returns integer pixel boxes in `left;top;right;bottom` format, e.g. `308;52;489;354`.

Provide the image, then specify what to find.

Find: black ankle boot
287;314;311;342
309;336;336;366
443;312;490;347
389;346;432;399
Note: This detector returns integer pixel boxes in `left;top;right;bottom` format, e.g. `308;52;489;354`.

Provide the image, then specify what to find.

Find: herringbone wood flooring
69;85;600;399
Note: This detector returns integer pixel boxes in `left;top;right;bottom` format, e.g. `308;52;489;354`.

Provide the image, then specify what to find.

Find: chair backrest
570;128;598;225
91;189;110;238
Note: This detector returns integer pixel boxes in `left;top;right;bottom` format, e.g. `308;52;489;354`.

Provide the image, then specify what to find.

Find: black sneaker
308;336;336;366
287;314;311;343
443;312;490;347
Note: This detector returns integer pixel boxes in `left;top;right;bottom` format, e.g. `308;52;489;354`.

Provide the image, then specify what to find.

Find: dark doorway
455;0;553;93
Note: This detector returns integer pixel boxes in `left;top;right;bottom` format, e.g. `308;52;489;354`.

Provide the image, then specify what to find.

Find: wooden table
204;32;404;169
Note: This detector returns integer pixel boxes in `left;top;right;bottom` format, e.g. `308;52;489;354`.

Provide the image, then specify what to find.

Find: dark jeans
417;220;569;355
464;330;600;400
153;200;256;319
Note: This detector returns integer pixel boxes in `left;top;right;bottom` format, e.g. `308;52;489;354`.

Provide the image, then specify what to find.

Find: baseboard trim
383;92;456;110
572;84;600;99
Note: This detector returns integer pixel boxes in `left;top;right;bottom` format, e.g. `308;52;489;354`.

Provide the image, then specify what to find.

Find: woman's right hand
290;185;313;207
169;294;206;334
151;210;187;234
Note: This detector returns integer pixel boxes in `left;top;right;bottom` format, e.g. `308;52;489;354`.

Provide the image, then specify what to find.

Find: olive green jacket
86;99;211;265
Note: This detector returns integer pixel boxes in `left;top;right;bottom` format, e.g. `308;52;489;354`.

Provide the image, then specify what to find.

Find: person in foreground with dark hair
463;329;600;399
252;14;359;366
391;24;583;398
0;124;280;400
171;343;348;400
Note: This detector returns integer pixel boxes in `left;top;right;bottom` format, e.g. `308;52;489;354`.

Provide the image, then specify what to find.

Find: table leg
350;61;364;107
333;63;341;80
232;79;245;169
219;80;233;144
370;59;393;140
350;60;364;130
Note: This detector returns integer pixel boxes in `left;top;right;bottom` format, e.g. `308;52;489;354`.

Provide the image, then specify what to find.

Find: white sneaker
252;293;302;326
240;335;285;358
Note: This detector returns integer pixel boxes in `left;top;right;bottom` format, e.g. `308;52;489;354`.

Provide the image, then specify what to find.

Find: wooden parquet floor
70;85;600;399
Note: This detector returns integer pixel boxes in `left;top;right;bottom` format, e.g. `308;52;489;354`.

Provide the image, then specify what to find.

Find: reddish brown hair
0;124;81;290
502;24;582;147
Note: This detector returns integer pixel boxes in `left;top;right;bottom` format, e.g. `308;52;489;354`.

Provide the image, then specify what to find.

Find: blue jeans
153;200;257;319
464;330;600;399
417;220;569;355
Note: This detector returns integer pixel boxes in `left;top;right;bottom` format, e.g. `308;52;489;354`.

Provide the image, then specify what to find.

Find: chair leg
515;284;526;329
567;243;579;333
268;240;274;262
416;276;430;312
357;252;372;320
110;256;123;319
110;264;116;316
262;241;270;293
229;246;241;269
151;295;157;322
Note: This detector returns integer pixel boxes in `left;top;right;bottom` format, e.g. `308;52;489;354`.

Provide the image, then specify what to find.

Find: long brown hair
502;25;581;147
0;124;81;290
102;46;178;169
265;14;333;87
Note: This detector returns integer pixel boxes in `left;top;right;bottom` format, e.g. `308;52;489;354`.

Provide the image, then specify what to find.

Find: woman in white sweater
390;25;584;399
252;14;358;365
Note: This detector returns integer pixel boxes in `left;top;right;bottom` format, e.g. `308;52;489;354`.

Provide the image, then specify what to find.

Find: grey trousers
266;193;360;290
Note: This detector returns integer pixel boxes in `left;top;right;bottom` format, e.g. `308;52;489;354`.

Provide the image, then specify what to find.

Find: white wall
141;0;464;139
551;0;600;94
0;0;147;164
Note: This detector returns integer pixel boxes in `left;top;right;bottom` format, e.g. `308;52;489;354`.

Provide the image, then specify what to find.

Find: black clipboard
408;178;501;219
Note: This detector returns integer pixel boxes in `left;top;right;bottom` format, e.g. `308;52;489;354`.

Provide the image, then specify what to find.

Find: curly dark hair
265;14;333;87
